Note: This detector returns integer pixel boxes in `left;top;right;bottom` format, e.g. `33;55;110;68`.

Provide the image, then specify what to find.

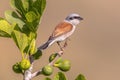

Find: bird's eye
69;17;73;20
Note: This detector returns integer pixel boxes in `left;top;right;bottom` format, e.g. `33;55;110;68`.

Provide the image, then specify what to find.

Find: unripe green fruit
12;62;22;73
42;65;53;76
49;53;57;62
20;59;30;70
32;50;42;60
55;60;71;72
55;57;63;64
59;60;71;71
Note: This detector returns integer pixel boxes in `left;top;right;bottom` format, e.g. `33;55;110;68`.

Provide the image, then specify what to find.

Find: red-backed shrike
38;13;83;51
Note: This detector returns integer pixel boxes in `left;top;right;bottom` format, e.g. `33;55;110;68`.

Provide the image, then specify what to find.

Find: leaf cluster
0;0;46;56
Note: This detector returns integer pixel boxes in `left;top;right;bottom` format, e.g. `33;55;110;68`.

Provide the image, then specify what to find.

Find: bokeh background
0;0;120;80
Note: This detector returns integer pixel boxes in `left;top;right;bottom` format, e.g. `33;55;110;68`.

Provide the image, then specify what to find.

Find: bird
38;13;83;51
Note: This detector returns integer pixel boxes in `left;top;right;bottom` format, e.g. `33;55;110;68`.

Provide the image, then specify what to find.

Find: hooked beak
79;17;83;20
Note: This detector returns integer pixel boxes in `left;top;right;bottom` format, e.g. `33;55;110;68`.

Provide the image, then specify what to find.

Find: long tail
38;40;52;50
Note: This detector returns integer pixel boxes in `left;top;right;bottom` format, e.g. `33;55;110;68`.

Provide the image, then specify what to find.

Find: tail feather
38;40;51;50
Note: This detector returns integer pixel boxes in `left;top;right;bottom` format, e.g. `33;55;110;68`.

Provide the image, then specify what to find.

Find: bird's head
65;13;83;26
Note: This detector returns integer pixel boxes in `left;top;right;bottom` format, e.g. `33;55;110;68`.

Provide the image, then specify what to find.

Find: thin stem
22;52;25;59
31;50;63;78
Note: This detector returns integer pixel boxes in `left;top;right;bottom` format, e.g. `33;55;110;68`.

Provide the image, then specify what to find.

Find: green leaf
0;18;13;37
54;72;66;80
33;0;46;15
28;32;37;40
5;10;25;29
22;0;30;12
10;0;26;16
75;74;86;80
31;0;46;30
44;77;51;80
13;23;22;32
21;32;36;54
11;30;28;52
11;0;23;10
25;11;37;22
29;39;36;55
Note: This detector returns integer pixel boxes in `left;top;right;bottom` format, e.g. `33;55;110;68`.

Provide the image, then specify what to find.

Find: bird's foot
57;50;64;56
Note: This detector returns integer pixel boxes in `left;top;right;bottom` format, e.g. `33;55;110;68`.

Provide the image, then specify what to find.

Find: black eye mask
74;16;83;20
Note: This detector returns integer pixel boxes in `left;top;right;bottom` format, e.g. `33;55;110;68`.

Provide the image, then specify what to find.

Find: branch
31;50;64;78
23;55;34;80
24;43;66;80
23;50;64;80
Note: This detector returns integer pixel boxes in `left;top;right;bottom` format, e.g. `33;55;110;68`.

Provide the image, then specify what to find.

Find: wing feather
49;22;73;40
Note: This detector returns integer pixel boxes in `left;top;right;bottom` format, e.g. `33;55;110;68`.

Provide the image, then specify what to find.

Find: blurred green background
0;0;120;80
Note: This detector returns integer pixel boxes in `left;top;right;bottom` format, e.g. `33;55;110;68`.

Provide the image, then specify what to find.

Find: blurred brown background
0;0;120;80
